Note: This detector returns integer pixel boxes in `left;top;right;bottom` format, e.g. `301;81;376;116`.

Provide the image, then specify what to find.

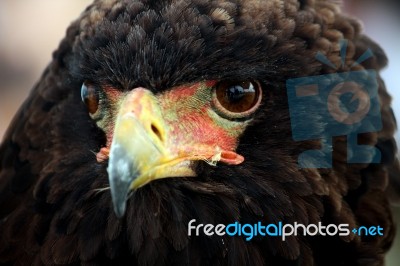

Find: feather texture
0;0;399;265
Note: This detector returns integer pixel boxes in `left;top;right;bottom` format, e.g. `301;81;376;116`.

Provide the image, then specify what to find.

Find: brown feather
0;0;399;265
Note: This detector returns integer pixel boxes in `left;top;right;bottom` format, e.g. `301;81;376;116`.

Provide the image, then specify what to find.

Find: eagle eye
213;81;262;117
81;82;99;114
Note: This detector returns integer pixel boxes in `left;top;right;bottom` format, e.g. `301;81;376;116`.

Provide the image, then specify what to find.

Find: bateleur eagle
0;0;399;265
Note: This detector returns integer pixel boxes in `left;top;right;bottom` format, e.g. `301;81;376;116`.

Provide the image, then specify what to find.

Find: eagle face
0;0;398;265
73;0;306;218
82;77;263;216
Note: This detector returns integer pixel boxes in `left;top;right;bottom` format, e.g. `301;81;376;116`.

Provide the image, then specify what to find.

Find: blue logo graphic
286;39;382;168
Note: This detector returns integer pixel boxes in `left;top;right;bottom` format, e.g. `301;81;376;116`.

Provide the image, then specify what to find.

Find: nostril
151;123;163;142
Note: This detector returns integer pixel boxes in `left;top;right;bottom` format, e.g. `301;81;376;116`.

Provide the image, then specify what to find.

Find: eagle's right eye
213;80;262;118
81;82;99;114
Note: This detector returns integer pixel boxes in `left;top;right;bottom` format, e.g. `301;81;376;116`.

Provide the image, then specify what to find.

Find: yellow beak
107;88;195;217
107;85;245;217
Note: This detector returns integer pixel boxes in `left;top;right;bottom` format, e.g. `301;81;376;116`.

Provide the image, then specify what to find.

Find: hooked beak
107;87;244;217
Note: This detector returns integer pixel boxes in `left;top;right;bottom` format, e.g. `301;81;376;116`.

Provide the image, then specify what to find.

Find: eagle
0;0;399;265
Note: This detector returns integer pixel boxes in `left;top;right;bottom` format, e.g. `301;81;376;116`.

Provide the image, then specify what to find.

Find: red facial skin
95;81;251;165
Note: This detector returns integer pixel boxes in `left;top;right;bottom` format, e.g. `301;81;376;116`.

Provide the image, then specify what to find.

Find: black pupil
227;85;245;102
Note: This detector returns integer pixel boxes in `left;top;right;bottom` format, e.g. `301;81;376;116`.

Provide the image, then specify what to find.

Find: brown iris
214;81;262;115
81;82;99;114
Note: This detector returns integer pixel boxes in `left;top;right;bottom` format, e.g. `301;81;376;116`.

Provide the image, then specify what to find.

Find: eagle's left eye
81;82;99;114
213;80;262;117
